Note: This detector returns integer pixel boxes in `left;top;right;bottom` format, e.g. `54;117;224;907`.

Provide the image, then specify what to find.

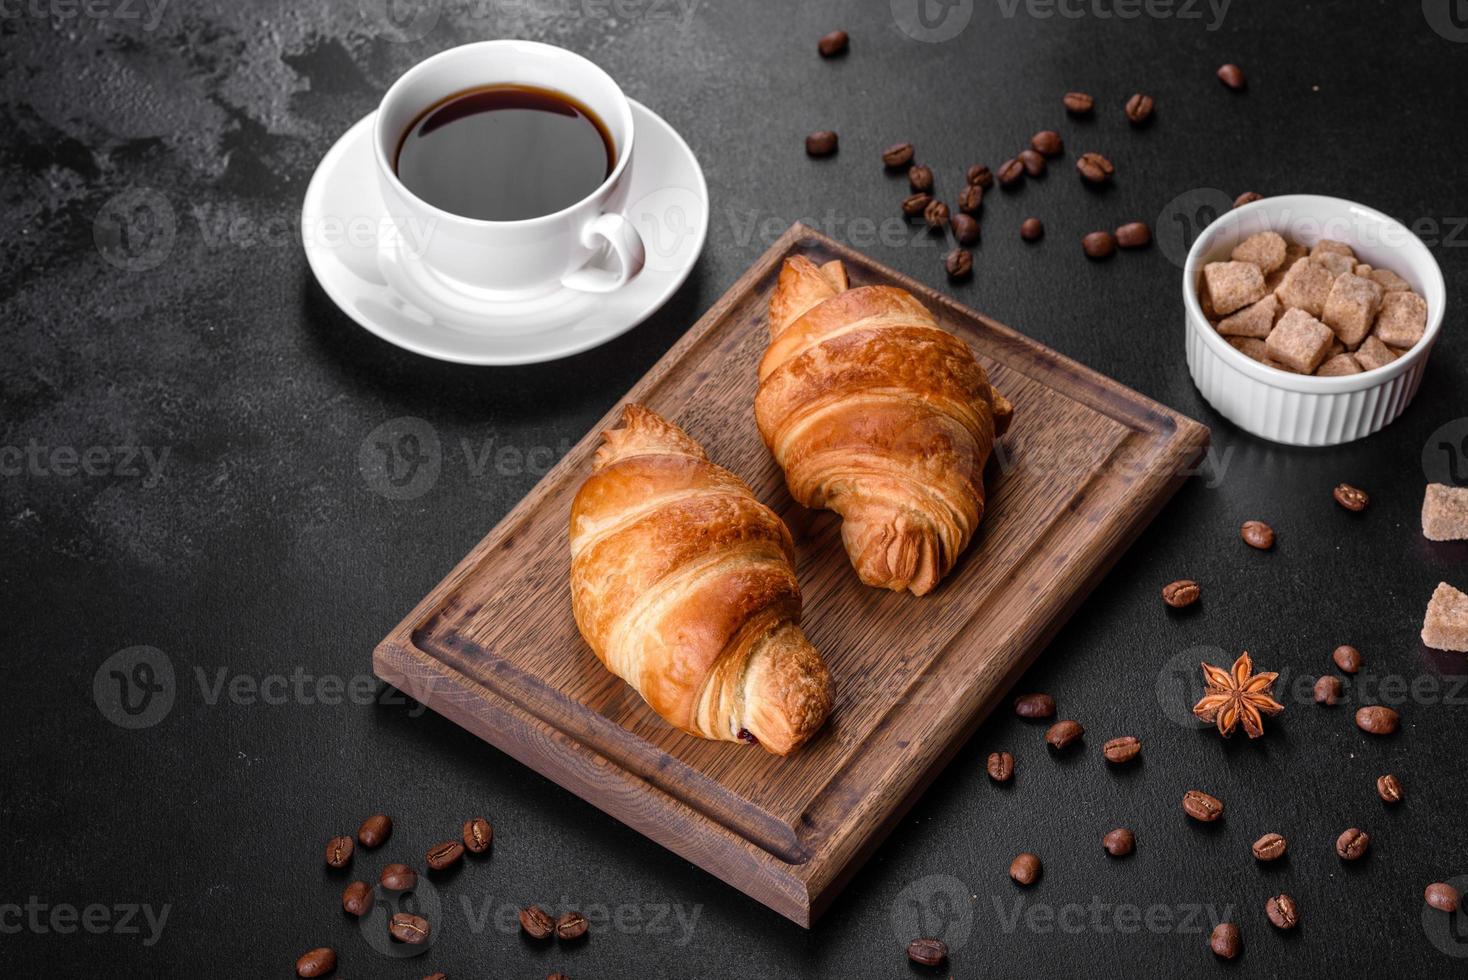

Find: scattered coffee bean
986;751;1015;782
906;937;947;967
547;973;569;980
380;863;418;892
966;164;993;188
1314;675;1343;705
425;973;447;980
882;142;915;169
1240;520;1274;550
1018;148;1046;177
1182;790;1223;822
923;198;950;231
817;29;848;57
325;835;354;869
1377;774;1403;804
1076;152;1114;184
805;131;838;157
1020;217;1044;242
1356;705;1399;735
1333;483;1369;511
463;817;493;854
1009;852;1042;885
1082;231;1116;259
1210;922;1240;960
957;183;984;214
390;912;431;944
1333;644;1362;674
1162;579;1200;608
1031;130;1063;157
1045;719;1084;750
342;880;374;917
520;905;556;940
1217;63;1246;90
945;248;973;280
1336;827;1370;860
1103;828;1135;857
1063;91;1094;114
950;213;980;246
1265;893;1298;930
908;164;934;192
997;157;1025;187
296;947;337;978
427;840;465;871
1252;833;1287;862
902;192;933;218
1124;93;1155;124
1426;883;1461;912
1014;693;1056;718
358;814;392;849
1102;736;1141;764
1115;222;1151;248
556;910;589;941
1233;191;1263;208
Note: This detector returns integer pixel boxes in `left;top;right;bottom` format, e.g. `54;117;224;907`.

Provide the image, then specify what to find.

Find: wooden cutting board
374;224;1210;926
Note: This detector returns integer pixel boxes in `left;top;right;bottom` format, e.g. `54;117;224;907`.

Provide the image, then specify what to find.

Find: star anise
1192;652;1284;738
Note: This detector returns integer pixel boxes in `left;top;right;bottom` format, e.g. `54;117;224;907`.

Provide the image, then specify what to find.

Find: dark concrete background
5;0;1468;976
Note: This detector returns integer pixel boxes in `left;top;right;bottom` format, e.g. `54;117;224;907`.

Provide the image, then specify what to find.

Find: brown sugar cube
1310;249;1355;278
1326;336;1346;358
1200;287;1218;321
1353;334;1399;371
1367;267;1410;292
1274;257;1334;317
1354;263;1373;277
1322;273;1384;347
1422;582;1468;653
1266;308;1334;373
1231;232;1288;273
1203;261;1267;315
1316;353;1363;376
1374;290;1428;349
1423;484;1468;542
1312;238;1356;259
1227;336;1271;363
1217;294;1279;338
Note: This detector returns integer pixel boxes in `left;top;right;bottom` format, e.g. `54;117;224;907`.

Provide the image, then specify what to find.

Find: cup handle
561;212;646;293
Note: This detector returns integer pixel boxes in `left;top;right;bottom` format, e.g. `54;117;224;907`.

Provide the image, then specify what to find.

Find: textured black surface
4;2;1468;977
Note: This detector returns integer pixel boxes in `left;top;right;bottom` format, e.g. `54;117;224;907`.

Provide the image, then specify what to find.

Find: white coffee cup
372;40;646;298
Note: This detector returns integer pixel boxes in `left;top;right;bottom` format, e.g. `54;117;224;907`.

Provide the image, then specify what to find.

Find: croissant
754;256;1011;596
568;404;832;754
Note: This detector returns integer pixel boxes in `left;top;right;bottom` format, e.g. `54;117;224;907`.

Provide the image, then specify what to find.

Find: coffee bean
902;192;933;218
1162;579;1200;608
957;183;984;214
1020;217;1044;242
1076;152;1114;184
1013;693;1056;718
342;880;374;917
1251;833;1287;861
520;905;556;940
1333;644;1362;674
1209;923;1240;960
817;29;848;57
966;164;993;188
1103;828;1135;857
296;947;336;978
805;131;838;157
1377;774;1403;804
1063;91;1095;114
906;937;947;966
945;248;973;281
1102;736;1140;764
325;835;353;869
1045;719;1084;750
1112;222;1151;248
1240;520;1274;550
1265;894;1298;930
923;198;950;231
986;750;1015;782
358;814;392;849
1124;93;1155;124
1217;63;1246;90
950;213;980;246
1031;130;1063;157
882;142;915;169
556;910;589;941
1182;790;1223;822
463;817;493;854
1356;705;1399;735
997;157;1025;187
1314;675;1343;705
390;912;431;944
427;840;465;871
908;164;934;192
1336;827;1369;860
1426;883;1461;912
380;863;417;892
425;973;447;980
1333;483;1369;511
1082;231;1116;259
1018;148;1046;177
1009;852;1041;885
1233;191;1263;208
547;973;570;980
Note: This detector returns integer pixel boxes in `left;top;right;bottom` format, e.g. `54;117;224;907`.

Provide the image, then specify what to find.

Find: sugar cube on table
1374;291;1428;348
1422;582;1468;653
1322;273;1384;347
1266;308;1334;373
1274;257;1334;317
1231;232;1288;273
1310;250;1355;277
1217;294;1279;338
1316;353;1362;376
1204;261;1267;315
1423;483;1468;541
1367;267;1410;292
1353;334;1399;371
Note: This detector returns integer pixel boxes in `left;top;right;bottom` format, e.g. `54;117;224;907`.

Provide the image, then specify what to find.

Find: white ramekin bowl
1183;194;1446;446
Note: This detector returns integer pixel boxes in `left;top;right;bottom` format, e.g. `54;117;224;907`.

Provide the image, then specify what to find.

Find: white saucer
301;100;708;365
